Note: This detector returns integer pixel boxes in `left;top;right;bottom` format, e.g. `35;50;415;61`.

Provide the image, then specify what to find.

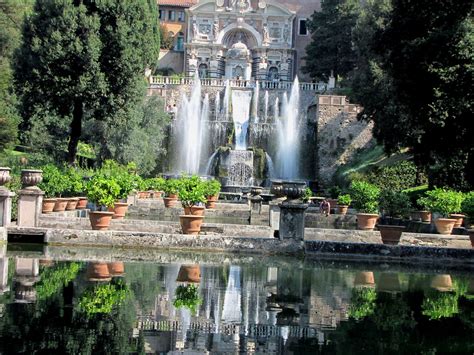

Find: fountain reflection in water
276;77;301;179
174;76;209;174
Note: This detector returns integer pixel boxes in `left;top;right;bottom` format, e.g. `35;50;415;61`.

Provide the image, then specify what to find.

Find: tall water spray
223;80;231;121
252;82;259;123
232;90;252;150
264;91;269;122
174;76;208;174
276;77;301;179
215;92;220;121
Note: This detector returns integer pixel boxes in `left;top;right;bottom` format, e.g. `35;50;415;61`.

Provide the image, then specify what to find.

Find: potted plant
179;176;206;234
337;194;352;215
163;178;180;208
63;167;84;210
328;185;342;212
176;264;201;283
461;192;474;247
417;188;464;235
147;177;166;198
38;164;67;213
377;190;412;245
86;174;120;230
204;179;221;209
173;283;202;315
350;181;380;230
302;187;313;203
404;185;430;222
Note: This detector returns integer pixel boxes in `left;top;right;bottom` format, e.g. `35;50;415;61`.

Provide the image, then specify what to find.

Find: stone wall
315;95;374;184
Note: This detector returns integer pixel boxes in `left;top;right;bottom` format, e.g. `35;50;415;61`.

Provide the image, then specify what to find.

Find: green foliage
348;287;377;320
328;186;342;199
337;194;352;206
302;187;313;203
403;185;429;210
98;160;140;199
146;177;166;191
159;24;173;50
351;0;474;190
62;166;85;197
350;180;380;213
14;0;160;164
163;178;181;196
379;189;412;218
173;284;202;315
86;174;121;208
78;280;128;316
203;179;221;197
422;291;459;320
38;164;68;198
178;175;206;208
364;161;422;192
461;192;474;222
303;0;361;83
417;188;464;217
36;262;82;301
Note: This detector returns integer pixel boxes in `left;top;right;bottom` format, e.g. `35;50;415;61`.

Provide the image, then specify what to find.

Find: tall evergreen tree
303;0;360;83
13;0;160;164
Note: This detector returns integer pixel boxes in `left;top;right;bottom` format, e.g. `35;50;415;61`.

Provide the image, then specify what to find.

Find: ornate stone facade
185;0;296;81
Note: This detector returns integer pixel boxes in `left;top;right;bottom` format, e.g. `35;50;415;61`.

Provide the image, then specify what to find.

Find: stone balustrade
149;76;329;92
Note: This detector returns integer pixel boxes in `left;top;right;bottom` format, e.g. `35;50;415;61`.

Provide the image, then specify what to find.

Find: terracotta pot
0;167;11;186
467;229;474;248
164;197;178;208
430;274;453;292
354;271;375;287
53;198;68;212
377;225;405;245
108;202;128;219
86;262;111;281
337;205;349;215
76;197;88;209
152;191;162;198
107;262;125;277
176;265;201;283
184;205;206;216
449;214;465;228
42;198;57;213
89;211;114;230
205;194;219;209
419;210;432;223
168;193;178;199
66;198;79;210
377;273;401;293
39;259;54;267
179;215;204;235
434;218;456;235
356;213;379;230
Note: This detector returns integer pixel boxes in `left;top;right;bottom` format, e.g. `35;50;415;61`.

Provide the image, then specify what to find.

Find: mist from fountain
215;92;220;121
223;80;231;121
276;76;301;179
174;75;208;174
265;152;275;178
232;90;252;150
274;97;279;119
252;82;259;123
264;90;269;122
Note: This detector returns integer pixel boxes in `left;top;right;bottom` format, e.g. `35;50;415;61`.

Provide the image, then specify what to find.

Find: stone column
0;167;14;227
0;246;9;295
17;169;44;227
279;202;308;241
269;201;280;231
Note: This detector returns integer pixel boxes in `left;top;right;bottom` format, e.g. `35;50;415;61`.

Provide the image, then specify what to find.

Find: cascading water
265;153;275;178
231;90;252;150
274;97;279;119
275;77;301;179
174;75;208;174
215;92;220;121
264;91;269;122
223;80;231;121
252;82;259;124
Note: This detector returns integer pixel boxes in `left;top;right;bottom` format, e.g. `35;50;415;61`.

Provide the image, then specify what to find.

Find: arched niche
217;23;262;48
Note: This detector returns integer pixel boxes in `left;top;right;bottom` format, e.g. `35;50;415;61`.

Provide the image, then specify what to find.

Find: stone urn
0;167;12;187
280;180;307;203
270;180;284;198
250;186;263;196
176;265;201;283
21;169;43;189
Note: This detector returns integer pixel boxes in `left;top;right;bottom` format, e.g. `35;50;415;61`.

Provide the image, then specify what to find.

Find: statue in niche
263;25;270;44
213;22;220;39
230;0;251;12
193;23;198;38
283;28;290;43
216;0;224;7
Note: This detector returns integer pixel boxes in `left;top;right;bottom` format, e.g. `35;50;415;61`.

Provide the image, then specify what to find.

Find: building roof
157;0;198;7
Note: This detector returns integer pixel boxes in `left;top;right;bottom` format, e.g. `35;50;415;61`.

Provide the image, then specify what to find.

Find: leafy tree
14;0;160;164
352;0;474;190
303;0;360;83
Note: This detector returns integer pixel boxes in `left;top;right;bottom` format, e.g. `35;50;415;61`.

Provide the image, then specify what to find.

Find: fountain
231;89;252;150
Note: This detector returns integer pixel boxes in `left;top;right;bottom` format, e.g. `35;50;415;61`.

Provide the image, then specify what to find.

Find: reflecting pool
0;249;473;353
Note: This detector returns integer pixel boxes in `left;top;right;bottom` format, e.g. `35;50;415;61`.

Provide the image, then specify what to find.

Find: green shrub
350;181;380;214
337;194;352;206
348;287;377;320
461;192;474;222
302;187;313;202
173;284;201;314
62;166;84;197
379;189;412;218
328;186;342;199
98;160;140;199
422;291;458;320
38;164;68;197
178;175;206;208
417;188;464;217
86;174;121;208
163;178;181;196
146;177;166;191
364;161;422;191
203;179;221;197
403;185;429;210
36;262;82;300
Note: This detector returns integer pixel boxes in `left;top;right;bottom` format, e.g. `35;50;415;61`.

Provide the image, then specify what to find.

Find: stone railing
149;76;329;92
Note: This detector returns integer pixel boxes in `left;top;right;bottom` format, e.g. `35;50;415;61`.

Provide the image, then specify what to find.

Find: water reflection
0;256;472;353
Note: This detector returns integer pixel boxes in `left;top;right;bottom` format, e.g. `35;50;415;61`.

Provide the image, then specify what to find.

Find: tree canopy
13;0;160;164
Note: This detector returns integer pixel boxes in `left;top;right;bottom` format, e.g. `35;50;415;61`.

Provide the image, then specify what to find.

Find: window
198;64;208;79
299;19;308;36
268;67;279;81
168;10;176;21
159;10;166;20
177;11;185;22
175;32;184;51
